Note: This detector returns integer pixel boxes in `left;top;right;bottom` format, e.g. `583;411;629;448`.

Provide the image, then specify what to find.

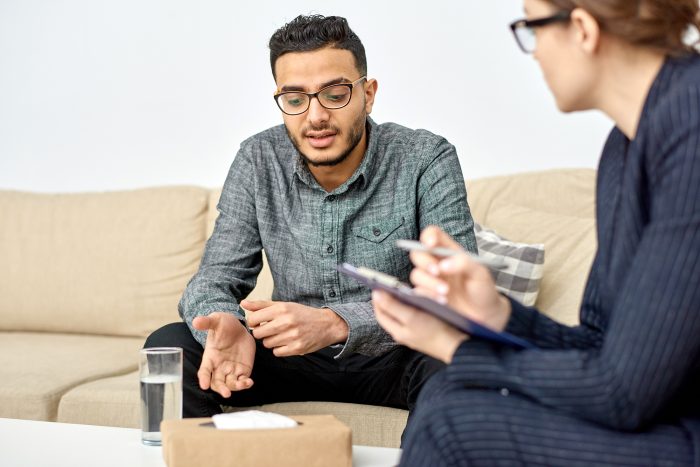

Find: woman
372;0;700;465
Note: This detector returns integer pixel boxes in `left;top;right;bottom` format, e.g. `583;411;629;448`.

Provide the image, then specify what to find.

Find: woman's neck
594;44;666;140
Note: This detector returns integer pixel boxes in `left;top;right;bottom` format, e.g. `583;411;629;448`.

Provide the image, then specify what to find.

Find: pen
396;239;508;270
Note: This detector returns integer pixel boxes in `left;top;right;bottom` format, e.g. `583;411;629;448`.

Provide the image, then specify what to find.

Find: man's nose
306;97;330;125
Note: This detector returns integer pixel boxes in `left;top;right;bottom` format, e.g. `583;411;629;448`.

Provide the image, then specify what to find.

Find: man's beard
288;110;367;168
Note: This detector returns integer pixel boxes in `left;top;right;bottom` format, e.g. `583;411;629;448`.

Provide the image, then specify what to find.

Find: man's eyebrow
279;77;349;93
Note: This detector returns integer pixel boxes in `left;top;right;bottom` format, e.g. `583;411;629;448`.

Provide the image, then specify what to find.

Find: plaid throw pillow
474;223;545;306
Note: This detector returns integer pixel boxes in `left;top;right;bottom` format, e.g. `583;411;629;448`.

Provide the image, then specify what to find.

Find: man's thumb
192;314;216;331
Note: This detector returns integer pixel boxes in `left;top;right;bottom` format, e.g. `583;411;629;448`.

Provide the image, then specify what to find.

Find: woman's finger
420;225;464;250
410;267;449;295
409;249;441;275
439;252;490;280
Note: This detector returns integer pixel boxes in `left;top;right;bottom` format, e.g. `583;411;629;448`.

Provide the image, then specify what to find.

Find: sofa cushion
58;370;408;448
467;169;597;325
481;200;596;325
58;371;142;428
0;187;209;336
0;332;143;421
225;402;408;448
475;223;545;306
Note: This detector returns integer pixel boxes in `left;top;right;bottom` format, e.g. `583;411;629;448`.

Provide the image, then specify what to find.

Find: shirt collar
292;117;378;194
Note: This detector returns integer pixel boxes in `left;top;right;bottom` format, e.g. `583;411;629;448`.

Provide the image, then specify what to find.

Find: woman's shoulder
651;53;700;117
644;54;700;145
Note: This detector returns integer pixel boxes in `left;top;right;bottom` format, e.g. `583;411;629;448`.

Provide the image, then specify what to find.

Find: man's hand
241;300;349;357
192;312;256;398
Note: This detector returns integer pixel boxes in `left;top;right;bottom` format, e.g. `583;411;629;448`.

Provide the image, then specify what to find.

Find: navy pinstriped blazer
445;53;700;458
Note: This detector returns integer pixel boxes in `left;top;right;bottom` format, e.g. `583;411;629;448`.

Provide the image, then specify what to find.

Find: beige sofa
0;168;597;448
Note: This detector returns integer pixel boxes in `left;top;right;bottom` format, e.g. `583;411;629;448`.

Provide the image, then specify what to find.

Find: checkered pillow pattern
475;223;545;306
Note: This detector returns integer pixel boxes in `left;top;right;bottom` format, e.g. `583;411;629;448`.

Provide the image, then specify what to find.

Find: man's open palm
192;312;256;398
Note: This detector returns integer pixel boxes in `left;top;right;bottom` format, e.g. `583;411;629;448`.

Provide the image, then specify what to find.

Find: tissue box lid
161;415;352;467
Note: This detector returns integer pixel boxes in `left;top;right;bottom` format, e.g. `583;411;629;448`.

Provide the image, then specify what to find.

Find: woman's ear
570;7;601;55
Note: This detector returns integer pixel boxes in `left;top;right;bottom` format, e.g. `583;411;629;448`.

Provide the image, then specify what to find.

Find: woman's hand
410;226;512;333
372;289;468;364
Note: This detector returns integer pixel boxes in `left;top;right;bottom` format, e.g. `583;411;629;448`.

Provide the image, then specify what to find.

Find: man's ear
570;7;601;55
364;78;378;114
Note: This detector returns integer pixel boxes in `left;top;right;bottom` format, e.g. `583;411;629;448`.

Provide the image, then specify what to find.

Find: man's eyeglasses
509;11;571;54
274;76;367;116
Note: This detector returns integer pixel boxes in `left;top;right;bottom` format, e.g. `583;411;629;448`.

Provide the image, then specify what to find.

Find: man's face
274;47;376;167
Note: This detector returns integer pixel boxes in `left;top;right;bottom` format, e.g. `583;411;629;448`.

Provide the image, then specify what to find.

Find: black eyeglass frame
509;11;572;53
273;76;367;116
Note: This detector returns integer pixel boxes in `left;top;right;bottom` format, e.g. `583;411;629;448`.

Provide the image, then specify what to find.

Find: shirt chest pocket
353;216;406;244
348;215;412;279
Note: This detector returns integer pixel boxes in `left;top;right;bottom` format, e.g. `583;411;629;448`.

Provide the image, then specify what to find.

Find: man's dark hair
269;15;367;80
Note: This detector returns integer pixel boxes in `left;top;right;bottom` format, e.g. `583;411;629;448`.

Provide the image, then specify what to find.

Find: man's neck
308;129;368;192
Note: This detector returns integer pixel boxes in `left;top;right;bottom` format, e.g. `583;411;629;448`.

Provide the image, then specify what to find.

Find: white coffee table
0;418;401;467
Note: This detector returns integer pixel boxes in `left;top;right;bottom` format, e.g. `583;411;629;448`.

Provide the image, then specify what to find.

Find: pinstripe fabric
401;54;700;466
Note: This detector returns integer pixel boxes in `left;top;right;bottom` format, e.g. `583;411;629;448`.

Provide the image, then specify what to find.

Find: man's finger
226;373;254;391
240;299;275;311
210;367;231;398
224;362;254;392
197;358;214;390
250;317;285;339
192;315;212;331
246;305;281;328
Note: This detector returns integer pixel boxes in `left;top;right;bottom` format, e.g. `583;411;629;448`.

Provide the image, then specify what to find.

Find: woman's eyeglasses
509;11;571;54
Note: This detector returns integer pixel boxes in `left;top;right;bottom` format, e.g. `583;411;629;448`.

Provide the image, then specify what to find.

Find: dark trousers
144;322;444;419
399;370;695;467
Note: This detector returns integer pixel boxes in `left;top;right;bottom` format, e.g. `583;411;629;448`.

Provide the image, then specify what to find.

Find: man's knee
144;322;193;348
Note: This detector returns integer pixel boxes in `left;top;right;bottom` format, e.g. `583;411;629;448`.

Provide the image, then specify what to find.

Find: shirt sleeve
416;136;478;254
178;143;263;347
443;86;700;430
325;301;396;358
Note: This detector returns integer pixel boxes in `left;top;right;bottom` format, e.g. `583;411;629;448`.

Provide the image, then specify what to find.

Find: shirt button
327;195;336;202
500;388;510;397
329;290;337;298
326;245;334;254
372;227;381;236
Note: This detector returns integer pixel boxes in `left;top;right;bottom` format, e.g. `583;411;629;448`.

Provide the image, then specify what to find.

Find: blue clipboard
338;263;536;350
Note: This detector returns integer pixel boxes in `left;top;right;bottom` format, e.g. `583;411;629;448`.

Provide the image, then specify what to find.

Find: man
145;14;477;419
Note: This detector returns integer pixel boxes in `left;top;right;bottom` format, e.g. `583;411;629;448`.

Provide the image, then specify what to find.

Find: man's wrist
324;308;349;344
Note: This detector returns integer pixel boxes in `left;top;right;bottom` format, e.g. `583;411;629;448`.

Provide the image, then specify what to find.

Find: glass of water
139;347;183;446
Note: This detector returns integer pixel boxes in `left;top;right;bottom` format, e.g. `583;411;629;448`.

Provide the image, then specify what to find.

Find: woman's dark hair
269;15;367;79
545;0;700;54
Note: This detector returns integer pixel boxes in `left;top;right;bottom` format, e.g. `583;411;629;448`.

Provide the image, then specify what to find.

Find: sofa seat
58;370;408;447
0;332;143;421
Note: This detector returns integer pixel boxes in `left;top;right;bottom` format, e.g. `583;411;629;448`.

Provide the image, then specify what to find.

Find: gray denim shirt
178;118;477;358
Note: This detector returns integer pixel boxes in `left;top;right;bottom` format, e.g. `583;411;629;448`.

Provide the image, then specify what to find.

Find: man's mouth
306;130;337;149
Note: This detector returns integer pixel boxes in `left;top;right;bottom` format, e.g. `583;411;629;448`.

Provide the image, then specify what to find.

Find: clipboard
337;263;536;350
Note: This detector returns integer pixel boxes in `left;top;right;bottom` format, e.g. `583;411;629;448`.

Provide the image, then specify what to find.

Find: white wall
0;0;613;193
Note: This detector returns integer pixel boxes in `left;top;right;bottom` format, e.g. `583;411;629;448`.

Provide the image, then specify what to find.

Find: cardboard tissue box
161;413;352;467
